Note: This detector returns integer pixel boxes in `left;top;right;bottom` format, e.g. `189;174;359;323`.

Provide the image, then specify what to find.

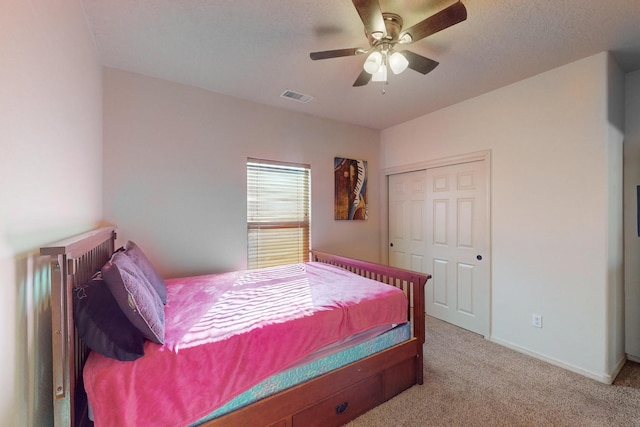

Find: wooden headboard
40;226;117;427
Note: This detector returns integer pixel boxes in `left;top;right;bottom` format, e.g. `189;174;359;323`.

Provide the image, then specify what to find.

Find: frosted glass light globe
363;51;383;74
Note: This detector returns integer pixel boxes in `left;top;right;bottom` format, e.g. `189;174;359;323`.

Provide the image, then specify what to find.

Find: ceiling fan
310;0;467;87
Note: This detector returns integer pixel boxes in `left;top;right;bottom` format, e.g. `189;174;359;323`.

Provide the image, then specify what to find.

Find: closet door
426;161;489;336
388;170;428;273
388;160;490;337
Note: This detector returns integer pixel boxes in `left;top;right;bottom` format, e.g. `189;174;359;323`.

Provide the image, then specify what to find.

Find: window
247;158;311;269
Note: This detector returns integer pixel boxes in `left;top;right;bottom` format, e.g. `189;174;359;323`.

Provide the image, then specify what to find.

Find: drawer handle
335;401;349;415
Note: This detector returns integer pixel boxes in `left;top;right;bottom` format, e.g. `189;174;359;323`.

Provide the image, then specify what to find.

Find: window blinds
247;159;311;269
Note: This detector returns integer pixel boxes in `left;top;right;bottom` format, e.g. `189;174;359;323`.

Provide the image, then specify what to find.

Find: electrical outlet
532;314;542;328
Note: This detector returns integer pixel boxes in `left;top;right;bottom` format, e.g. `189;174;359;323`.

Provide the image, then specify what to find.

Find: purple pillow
73;273;145;361
102;252;165;344
123;241;167;305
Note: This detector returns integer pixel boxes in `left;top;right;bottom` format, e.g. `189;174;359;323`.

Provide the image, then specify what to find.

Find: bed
40;225;430;426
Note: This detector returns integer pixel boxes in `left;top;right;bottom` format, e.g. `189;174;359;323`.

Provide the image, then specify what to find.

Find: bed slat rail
41;226;117;427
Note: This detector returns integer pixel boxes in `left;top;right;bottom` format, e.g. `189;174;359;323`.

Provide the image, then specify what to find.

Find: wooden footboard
40;228;430;427
204;252;430;427
310;250;428;360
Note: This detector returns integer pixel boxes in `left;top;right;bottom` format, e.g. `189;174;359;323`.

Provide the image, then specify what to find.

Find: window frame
247;158;311;269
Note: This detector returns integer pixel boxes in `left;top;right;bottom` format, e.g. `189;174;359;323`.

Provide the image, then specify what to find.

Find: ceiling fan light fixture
389;51;409;74
399;33;412;44
371;64;387;82
309;0;468;88
363;51;383;74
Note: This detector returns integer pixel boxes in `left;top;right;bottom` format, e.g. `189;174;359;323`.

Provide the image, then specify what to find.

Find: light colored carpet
614;360;640;390
348;316;640;426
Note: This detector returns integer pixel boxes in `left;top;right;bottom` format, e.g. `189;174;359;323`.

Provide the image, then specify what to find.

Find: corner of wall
624;69;640;360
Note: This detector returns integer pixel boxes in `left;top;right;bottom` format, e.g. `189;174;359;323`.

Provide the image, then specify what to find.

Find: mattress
84;262;408;426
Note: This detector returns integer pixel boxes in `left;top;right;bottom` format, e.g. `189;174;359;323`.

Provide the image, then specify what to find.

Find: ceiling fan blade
353;69;372;87
310;48;361;60
402;50;439;75
400;1;467;43
352;0;387;39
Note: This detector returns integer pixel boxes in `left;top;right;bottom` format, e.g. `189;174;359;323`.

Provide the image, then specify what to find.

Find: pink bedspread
84;262;408;426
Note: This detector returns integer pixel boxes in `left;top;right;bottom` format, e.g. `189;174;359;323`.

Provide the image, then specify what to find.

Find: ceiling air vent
280;90;314;103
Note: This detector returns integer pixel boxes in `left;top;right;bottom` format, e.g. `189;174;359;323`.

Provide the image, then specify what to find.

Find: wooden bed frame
41;226;430;427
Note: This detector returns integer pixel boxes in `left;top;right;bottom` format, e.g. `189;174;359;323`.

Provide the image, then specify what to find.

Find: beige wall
0;0;103;424
102;68;381;278
380;52;625;383
1;4;634;423
625;69;640;360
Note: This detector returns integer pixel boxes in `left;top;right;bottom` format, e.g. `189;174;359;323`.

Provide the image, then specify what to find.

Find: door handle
390;242;394;247
476;255;482;261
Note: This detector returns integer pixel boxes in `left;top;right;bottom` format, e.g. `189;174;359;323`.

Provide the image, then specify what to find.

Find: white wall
605;57;625;377
380;52;625;382
103;68;381;278
625;70;640;360
0;0;103;425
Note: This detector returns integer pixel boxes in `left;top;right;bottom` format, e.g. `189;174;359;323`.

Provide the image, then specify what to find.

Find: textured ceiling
82;0;640;130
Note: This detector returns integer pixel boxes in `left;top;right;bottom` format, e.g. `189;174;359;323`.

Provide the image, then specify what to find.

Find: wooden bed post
47;251;74;426
41;226;117;427
413;273;426;385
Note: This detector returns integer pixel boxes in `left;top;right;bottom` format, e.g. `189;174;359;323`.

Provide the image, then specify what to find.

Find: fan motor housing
366;12;403;45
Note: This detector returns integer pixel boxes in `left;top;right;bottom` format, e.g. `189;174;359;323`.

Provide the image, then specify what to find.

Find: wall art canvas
334;157;368;220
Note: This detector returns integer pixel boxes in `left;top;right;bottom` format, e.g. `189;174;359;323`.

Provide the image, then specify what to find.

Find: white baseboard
610;355;627;383
627;353;640;363
488;336;625;385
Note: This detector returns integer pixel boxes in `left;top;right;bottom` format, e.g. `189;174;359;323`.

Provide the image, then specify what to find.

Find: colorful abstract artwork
334;157;368;220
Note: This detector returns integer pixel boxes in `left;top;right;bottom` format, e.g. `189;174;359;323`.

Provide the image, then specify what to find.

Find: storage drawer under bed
292;374;383;427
